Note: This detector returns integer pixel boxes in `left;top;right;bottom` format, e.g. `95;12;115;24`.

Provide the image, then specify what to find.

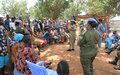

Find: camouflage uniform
78;28;99;75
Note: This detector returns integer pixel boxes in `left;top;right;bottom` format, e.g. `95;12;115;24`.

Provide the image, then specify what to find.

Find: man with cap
67;20;76;51
77;18;99;75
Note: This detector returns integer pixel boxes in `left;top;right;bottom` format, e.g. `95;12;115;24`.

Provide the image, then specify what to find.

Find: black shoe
71;49;75;51
46;65;52;69
106;48;114;55
105;51;110;55
109;57;118;65
67;49;72;51
105;50;112;55
46;62;52;66
109;61;117;65
114;65;120;70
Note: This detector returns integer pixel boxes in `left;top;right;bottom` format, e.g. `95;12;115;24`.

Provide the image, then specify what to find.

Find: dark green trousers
80;54;97;75
116;51;120;59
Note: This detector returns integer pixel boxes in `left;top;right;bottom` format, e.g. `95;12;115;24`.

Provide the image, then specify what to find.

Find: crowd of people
0;15;71;75
0;14;120;75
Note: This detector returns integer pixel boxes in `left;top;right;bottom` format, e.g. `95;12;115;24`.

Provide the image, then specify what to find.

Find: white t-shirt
10;22;16;30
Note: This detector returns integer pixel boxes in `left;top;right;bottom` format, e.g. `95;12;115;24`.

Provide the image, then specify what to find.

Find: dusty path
40;29;120;75
40;43;120;75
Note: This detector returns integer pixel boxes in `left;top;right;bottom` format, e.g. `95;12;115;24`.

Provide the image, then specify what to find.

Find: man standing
67;20;76;51
97;19;105;48
4;15;10;31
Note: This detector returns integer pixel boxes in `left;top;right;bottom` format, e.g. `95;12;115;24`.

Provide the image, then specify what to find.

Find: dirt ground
38;29;120;75
40;43;120;75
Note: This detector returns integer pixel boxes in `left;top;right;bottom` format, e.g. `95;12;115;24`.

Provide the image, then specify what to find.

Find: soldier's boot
106;48;114;55
67;49;72;51
114;65;120;70
109;57;118;65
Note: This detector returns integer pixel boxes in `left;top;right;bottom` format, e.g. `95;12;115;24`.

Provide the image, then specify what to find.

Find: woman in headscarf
14;35;37;75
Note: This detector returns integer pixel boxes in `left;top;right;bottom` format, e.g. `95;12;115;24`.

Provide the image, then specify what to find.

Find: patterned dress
0;26;7;56
15;44;37;75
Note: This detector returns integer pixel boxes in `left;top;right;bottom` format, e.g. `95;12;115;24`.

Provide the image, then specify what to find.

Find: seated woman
14;35;37;75
105;31;120;54
11;33;24;69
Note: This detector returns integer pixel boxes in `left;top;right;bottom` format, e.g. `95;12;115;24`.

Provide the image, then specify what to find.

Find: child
57;60;69;75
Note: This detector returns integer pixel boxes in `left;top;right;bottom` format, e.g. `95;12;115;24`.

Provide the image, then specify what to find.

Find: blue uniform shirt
4;19;10;31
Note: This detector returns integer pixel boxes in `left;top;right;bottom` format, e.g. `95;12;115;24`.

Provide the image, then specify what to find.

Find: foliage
30;0;86;20
31;0;69;20
86;0;120;15
1;0;28;20
60;0;85;20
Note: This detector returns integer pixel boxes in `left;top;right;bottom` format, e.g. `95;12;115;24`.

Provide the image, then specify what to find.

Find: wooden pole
2;24;13;75
106;16;110;37
6;35;12;75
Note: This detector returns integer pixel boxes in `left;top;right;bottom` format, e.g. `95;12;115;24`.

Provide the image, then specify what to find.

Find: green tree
30;0;69;20
61;0;85;20
2;0;27;19
86;0;120;15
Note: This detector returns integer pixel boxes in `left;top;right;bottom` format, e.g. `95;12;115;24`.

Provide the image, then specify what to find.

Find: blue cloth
97;23;105;48
112;34;120;40
26;60;48;75
97;23;105;37
36;61;58;75
15;19;22;23
46;69;58;75
103;24;106;32
0;55;8;68
105;37;115;49
14;67;26;75
26;60;58;75
36;61;45;67
13;33;24;42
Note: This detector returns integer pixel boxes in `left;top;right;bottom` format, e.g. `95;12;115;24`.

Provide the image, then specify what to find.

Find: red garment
15;44;37;75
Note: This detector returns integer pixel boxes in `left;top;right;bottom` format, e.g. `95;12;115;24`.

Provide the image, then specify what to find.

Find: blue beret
87;18;97;23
